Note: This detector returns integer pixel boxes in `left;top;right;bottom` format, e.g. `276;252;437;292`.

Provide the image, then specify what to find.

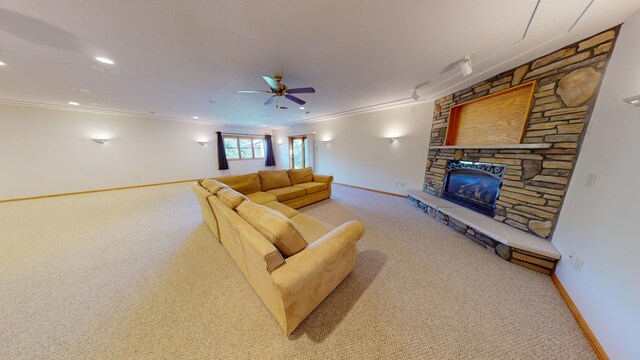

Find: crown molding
0;98;230;126
272;97;432;129
273;30;581;130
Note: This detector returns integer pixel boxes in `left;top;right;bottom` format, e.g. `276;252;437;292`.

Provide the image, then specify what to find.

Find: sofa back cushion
258;170;291;191
287;167;314;185
201;179;227;194
236;201;306;257
217;188;248;209
214;173;261;195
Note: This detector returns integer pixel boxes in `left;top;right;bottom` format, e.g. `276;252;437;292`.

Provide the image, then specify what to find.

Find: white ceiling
0;0;639;126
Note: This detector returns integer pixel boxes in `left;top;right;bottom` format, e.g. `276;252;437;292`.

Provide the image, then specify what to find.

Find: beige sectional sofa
192;168;364;335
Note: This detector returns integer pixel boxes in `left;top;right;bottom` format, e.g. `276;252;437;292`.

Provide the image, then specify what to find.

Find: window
223;136;265;160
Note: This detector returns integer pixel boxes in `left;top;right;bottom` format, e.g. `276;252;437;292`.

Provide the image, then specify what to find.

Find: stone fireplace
408;26;620;274
422;26;619;240
442;161;506;217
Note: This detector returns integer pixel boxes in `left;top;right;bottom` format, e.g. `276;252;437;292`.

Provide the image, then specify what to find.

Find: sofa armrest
270;221;364;334
313;174;333;184
313;174;333;197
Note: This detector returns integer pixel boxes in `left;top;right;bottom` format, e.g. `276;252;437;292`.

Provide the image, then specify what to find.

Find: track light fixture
460;56;473;77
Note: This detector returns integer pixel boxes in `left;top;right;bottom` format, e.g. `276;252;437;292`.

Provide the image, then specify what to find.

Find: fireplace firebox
442;161;506;216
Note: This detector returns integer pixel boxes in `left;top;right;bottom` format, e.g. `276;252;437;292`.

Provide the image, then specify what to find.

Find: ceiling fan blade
264;96;276;105
238;90;272;93
262;76;279;90
286;87;316;94
285;94;306;105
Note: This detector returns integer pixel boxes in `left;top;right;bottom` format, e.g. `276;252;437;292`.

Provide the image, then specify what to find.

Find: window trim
223;135;265;161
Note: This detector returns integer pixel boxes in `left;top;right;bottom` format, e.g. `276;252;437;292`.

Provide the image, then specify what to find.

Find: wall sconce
323;140;331;145
277;140;283;145
197;141;209;146
623;95;640;107
92;138;109;144
387;137;397;143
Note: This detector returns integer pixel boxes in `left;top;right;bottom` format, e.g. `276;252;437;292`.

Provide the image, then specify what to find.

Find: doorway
289;135;308;169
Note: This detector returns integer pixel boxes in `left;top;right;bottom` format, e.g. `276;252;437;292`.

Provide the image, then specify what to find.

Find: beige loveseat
192;169;364;335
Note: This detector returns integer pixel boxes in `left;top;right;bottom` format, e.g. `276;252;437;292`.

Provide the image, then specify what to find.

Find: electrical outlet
400;182;406;187
585;173;597;187
395;181;399;186
568;251;576;264
573;256;584;272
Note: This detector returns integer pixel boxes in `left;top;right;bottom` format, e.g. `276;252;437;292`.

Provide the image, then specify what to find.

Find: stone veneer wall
423;27;620;240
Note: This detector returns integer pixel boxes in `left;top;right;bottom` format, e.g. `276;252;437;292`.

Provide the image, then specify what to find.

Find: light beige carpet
0;183;595;359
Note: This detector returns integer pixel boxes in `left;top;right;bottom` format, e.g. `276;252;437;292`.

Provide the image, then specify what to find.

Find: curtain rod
220;132;269;137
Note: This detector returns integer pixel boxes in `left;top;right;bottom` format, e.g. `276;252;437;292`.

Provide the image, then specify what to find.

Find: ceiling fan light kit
238;75;315;109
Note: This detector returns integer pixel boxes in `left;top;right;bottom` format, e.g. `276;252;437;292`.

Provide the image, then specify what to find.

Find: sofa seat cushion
292;181;327;195
288;167;314;185
246;191;277;204
259;170;291;190
290;213;335;244
217;188;248;210
262;201;299;219
236;201;306;257
266;186;306;202
214;173;261;195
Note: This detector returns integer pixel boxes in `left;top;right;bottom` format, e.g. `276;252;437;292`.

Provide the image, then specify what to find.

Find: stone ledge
430;143;552;150
407;189;561;262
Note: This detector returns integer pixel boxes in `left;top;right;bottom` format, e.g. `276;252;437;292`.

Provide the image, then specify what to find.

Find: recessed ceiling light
193;116;199;119
68;101;79;106
0;61;5;66
95;57;115;65
299;106;305;110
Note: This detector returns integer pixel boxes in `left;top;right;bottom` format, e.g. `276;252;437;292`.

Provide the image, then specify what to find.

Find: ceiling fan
238;75;315;108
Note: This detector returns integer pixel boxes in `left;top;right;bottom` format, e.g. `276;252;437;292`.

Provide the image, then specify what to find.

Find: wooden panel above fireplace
444;81;535;146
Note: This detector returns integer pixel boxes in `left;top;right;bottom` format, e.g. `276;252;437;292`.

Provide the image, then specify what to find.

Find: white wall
0;104;270;200
273;102;434;194
552;12;640;360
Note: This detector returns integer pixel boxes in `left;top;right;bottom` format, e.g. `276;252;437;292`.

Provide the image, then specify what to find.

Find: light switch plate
585;173;597;187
